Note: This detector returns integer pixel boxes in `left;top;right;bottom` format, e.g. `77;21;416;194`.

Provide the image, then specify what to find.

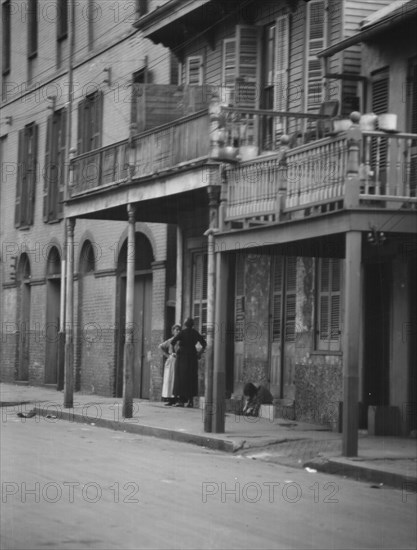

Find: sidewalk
1;382;416;491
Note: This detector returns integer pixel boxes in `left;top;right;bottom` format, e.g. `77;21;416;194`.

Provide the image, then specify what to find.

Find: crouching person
242;382;273;417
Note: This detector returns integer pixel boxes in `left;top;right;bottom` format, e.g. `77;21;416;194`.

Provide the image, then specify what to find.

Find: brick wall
1;2;173;398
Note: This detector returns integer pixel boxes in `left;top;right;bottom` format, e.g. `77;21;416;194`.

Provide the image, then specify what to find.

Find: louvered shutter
15;129;25;227
317;258;341;351
235;25;261;109
272;256;284;342
223;39;236;87
43;115;52;221
274;15;289;112
408;58;417;134
27;124;38;226
57;109;67;218
284;257;297;342
235;254;245;342
407;58;417;195
318;258;330;346
371;68;389;179
192;252;208;336
91;91;103;150
371;68;389;115
186;56;203;86
77;99;84;154
49;115;59;220
306;0;326;112
273;15;290;137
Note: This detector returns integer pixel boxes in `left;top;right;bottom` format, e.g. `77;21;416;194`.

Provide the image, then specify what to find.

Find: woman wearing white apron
159;324;181;406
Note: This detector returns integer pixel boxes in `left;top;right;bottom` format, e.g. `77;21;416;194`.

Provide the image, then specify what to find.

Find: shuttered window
306;0;326;112
2;0;11;74
316;258;341;351
235;25;261;109
15;123;38;228
77;91;103;154
271;256;297;343
44;109;66;222
272;255;283;342
57;0;68;40
274;15;289;113
371;67;389;115
28;0;38;58
186;56;203;85
371;68;389;178
192;252;208;336
234;254;245;342
406;57;417;195
222;38;236;98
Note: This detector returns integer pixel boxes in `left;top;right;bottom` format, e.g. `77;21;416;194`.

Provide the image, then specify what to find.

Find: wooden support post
175;226;183;325
213;251;228;433
63;218;75;408
122;205;136;418
204;185;221;433
342;230;362;456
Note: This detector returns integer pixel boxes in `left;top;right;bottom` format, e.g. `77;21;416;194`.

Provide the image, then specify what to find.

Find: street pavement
1;409;416;550
1;383;416;492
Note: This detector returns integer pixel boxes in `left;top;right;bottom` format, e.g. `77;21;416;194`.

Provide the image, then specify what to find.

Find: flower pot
333;119;352;133
378;113;398;132
220;146;238;160
239;145;258;161
360;113;378;131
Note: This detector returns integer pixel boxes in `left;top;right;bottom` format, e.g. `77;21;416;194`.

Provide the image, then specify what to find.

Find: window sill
28;51;38;60
57;33;68;42
2;68;10;77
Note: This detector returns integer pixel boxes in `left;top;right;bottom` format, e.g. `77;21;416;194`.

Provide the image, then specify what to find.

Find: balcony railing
224;120;417;224
129;110;210;179
70;110;211;197
71;141;129;196
219;106;336;160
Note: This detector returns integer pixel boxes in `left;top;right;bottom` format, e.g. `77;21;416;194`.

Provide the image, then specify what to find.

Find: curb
32;406;242;453
304;457;417;491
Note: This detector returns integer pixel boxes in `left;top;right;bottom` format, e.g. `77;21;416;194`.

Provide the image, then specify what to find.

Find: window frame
57;0;68;41
305;0;327;112
315;258;342;352
2;0;11;75
15;123;38;229
27;0;38;59
191;250;208;337
186;55;203;86
43;108;67;223
77;91;103;154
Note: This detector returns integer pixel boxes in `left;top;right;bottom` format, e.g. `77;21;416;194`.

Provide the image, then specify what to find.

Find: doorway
16;254;31;381
363;262;391;410
115;233;154;398
45;248;61;384
269;256;297;399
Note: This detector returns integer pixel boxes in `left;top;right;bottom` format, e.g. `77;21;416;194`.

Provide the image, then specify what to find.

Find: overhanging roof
318;0;417;58
134;0;212;35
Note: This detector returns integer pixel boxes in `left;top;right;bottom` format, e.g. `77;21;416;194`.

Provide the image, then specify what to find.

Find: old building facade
1;0;177;399
2;0;416;451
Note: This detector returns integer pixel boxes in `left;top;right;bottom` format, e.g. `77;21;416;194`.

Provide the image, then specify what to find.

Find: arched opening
45;247;61;384
115;233;154;398
16;254;31;381
76;240;96;391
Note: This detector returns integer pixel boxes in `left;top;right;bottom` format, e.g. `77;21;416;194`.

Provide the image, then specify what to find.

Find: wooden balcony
224;121;417;227
69;109;211;198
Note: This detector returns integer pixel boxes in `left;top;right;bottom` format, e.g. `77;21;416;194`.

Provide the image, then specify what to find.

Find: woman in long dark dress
171;317;207;407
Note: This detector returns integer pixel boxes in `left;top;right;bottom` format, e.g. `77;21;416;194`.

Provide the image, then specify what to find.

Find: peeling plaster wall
237;254;344;427
242;254;271;385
